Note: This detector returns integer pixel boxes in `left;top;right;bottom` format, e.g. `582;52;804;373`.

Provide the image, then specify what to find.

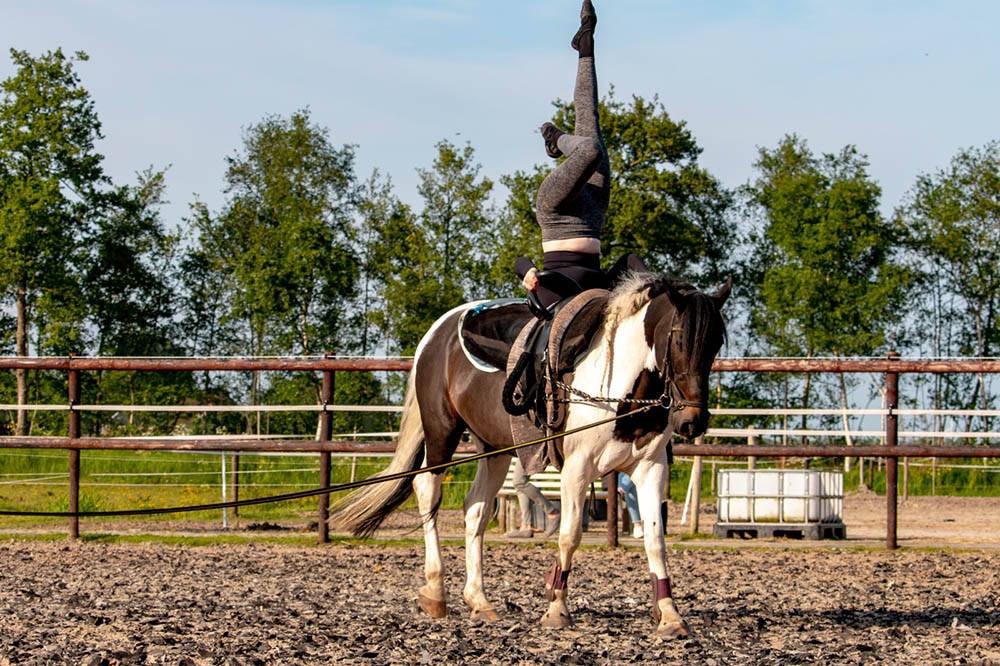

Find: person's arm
515;257;539;290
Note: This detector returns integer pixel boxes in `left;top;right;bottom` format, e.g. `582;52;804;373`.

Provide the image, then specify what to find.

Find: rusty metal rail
0;355;998;374
2;355;1000;549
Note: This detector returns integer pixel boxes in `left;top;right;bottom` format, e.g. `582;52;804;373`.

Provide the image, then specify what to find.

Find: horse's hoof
654;620;690;640
418;592;447;619
540;608;573;629
470;608;500;622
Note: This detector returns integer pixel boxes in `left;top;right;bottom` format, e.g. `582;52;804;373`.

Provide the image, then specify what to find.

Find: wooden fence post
67;362;80;540
885;352;899;550
691;447;703;536
318;367;334;543
231;454;240;519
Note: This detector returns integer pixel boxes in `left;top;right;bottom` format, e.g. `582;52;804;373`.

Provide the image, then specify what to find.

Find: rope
0;403;662;518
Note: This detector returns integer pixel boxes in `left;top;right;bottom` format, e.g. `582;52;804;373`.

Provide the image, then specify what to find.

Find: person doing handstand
515;0;645;309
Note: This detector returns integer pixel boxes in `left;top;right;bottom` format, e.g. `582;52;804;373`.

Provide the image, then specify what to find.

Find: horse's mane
604;272;697;334
603;272;725;373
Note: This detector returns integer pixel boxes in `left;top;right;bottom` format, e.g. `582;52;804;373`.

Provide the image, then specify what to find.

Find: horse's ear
712;277;733;308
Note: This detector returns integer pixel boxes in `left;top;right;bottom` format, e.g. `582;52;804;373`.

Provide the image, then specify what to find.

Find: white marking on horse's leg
414;471;447;618
462;454;510;620
632;456;670;580
632;453;689;639
540;456;591;629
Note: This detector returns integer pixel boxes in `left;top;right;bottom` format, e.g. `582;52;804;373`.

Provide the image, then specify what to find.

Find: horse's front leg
462;454;510;621
632;453;690;639
540;456;592;629
414;471;447;618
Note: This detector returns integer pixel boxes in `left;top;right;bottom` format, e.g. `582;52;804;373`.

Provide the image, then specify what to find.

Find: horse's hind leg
414;471;447;618
462;452;511;621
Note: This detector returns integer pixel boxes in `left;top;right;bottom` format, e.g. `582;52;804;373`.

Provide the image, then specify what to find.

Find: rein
0;402;663;519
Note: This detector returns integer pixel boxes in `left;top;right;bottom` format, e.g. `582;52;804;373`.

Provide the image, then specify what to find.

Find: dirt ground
6;492;1000;549
1;540;999;665
3;494;1000;664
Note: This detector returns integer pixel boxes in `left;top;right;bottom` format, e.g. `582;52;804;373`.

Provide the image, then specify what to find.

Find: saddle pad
507;289;609;474
458;299;533;373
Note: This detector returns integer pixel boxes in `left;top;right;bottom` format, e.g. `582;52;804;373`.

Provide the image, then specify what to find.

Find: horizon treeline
1;49;997;437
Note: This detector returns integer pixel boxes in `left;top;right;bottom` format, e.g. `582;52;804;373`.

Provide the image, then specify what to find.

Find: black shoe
572;0;597;56
541;122;565;159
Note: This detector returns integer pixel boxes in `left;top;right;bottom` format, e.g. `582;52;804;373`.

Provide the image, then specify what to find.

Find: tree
80;168;199;435
417;140;495;294
0;49;107;433
363;141;494;354
495;91;735;289
186;110;359;432
900;142;1000;421
748;135;909;357
746;135;911;464
85;168;179;357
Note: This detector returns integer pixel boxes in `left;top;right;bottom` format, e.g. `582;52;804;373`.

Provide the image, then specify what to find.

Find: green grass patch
0;449;477;527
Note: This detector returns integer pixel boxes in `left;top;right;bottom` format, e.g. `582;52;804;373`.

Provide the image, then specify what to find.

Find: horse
332;273;731;639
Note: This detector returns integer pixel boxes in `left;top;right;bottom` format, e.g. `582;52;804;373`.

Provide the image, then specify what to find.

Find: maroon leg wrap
650;574;673;622
545;561;571;600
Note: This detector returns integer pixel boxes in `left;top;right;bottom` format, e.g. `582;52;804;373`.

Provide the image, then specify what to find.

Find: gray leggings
511;457;556;525
535;55;610;242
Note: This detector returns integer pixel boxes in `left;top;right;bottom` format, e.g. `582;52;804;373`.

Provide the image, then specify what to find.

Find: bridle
657;309;707;413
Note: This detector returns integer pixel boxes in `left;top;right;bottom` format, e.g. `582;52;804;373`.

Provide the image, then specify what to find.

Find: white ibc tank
717;470;843;524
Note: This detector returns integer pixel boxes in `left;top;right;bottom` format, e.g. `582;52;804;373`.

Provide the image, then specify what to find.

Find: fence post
691;444;703;536
67;361;81;540
885;351;900;550
605;472;619;548
318;366;334;544
747;427;757;470
231;453;240;519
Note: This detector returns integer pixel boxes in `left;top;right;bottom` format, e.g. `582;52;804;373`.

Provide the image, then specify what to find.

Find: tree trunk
15;284;29;436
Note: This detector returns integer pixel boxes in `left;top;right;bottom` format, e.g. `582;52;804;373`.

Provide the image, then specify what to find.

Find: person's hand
522;267;539;291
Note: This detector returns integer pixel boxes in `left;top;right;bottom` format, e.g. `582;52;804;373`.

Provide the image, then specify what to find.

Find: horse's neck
576;304;655;397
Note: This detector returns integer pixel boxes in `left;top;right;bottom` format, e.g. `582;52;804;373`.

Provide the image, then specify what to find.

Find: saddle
458;290;608;474
458;299;533;373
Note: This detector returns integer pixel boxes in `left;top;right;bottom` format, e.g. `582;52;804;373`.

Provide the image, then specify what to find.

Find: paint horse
333;274;730;638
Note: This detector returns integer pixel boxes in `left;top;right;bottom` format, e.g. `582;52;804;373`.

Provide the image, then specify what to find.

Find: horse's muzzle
673;407;709;440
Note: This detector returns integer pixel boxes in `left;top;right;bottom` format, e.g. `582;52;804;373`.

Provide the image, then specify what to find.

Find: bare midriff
542;237;601;254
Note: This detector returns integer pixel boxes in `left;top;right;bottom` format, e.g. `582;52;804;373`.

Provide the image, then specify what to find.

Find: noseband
658;310;707;413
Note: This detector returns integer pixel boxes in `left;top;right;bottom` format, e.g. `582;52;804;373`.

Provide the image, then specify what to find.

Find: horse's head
644;278;731;439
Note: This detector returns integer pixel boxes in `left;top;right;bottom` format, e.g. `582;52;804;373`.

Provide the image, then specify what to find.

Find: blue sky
2;1;998;228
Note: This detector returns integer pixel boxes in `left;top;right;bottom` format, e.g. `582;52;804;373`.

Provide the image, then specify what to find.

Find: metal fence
0;354;998;548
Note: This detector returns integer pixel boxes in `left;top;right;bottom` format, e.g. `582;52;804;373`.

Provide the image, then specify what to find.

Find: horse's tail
331;371;425;538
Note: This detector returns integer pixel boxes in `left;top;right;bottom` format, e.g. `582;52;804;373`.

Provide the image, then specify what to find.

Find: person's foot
505;527;534;538
542;510;561;537
631;522;644;539
572;0;597;57
541;123;565;159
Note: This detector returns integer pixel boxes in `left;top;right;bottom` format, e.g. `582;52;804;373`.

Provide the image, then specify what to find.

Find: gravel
1;541;999;665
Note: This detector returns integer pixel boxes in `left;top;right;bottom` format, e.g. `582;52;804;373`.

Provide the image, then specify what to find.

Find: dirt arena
2;537;999;665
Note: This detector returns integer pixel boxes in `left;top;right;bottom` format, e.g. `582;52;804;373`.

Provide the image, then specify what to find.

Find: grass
4;448;1000;532
0;448;478;529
